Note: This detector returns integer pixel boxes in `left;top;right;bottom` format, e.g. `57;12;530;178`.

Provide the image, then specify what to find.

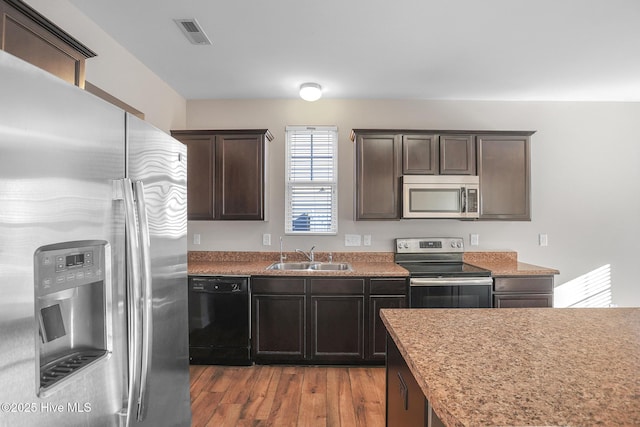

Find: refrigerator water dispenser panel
34;240;112;396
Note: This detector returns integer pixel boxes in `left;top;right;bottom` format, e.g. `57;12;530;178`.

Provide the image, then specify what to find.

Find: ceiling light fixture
299;83;322;102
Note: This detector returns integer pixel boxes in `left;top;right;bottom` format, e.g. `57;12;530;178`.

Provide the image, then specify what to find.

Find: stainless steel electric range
395;237;493;308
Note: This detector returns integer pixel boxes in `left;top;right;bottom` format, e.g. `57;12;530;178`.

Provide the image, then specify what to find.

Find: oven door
410;277;492;308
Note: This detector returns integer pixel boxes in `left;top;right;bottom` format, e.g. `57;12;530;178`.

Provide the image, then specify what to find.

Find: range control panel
395;237;464;254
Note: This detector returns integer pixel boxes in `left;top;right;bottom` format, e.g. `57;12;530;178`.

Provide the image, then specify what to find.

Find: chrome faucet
296;246;315;262
279;236;287;263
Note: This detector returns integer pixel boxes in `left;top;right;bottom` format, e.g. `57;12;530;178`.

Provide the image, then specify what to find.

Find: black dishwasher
188;276;251;365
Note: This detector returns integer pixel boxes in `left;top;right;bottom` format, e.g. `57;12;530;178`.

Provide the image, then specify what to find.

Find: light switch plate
193;234;201;245
363;235;372;246
345;234;362;246
539;233;548;246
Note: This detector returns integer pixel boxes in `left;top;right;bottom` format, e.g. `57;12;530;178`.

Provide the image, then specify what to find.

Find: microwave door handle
461;187;467;213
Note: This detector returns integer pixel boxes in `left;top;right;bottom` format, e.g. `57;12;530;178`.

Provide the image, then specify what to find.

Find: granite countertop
381;308;640;427
187;251;558;277
464;251;559;276
188;251;409;277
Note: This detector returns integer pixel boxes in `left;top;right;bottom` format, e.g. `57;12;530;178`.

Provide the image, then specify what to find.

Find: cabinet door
477;135;530;220
179;137;214;220
494;276;553;293
252;294;306;361
386;336;427;426
440;134;476;175
311;295;364;361
355;134;401;219
0;0;93;87
402;134;438;174
215;133;264;220
369;296;406;360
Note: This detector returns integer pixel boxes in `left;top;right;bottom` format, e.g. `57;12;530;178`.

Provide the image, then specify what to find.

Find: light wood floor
189;365;386;427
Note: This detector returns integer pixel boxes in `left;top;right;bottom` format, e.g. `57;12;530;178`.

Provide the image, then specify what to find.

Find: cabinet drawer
370;278;407;295
494;276;553;293
310;278;365;294
494;294;553;308
252;277;305;294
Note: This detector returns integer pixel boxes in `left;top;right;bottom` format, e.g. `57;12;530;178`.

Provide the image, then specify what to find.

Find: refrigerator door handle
120;178;143;427
134;180;153;421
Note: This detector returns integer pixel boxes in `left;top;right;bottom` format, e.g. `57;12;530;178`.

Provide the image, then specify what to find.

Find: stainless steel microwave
402;175;480;219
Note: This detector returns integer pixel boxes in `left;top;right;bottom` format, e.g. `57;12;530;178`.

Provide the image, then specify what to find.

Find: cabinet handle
397;371;408;410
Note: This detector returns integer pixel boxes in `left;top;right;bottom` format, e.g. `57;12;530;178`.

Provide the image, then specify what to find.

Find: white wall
185;99;640;307
24;0;187;133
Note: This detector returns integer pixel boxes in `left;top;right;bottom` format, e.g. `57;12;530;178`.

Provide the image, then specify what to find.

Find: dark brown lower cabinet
386;335;446;427
252;277;306;362
252;276;408;364
387;335;427;426
369;278;408;361
370;296;405;360
252;295;306;360
311;295;364;361
494;294;553;308
493;275;554;308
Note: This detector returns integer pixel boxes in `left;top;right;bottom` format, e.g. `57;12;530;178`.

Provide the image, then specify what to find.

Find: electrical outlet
539;233;548;247
262;233;271;246
470;234;479;246
193;234;201;245
345;234;362;246
363;235;372;246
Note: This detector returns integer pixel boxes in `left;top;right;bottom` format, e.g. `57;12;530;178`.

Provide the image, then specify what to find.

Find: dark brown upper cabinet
402;134;438;174
171;129;273;221
352;131;402;220
439;134;476;175
353;129;534;221
402;133;475;175
477;133;532;220
0;0;96;88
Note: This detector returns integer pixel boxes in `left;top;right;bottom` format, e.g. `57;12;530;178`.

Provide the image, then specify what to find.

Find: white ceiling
68;0;640;101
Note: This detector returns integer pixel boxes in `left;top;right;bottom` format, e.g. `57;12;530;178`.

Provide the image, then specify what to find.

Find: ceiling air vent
174;18;212;45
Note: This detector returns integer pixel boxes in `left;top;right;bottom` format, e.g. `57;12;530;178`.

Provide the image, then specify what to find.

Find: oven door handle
410;277;493;286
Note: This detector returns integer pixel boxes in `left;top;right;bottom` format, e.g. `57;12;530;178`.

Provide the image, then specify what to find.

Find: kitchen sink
266;262;313;270
309;263;352;271
266;262;352;272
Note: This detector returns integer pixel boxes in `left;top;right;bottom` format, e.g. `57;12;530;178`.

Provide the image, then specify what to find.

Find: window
285;126;338;234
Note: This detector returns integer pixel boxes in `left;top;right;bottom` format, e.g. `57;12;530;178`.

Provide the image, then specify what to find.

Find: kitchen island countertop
381;307;640;427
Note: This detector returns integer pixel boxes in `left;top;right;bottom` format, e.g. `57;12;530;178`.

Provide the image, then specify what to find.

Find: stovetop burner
398;261;491;277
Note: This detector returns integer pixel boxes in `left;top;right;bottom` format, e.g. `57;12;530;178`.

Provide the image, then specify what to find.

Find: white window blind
285;126;338;234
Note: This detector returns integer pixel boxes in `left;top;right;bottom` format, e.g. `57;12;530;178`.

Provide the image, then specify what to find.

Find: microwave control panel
467;188;478;213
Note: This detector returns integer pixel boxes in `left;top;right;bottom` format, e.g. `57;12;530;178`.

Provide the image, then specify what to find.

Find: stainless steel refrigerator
0;50;192;426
